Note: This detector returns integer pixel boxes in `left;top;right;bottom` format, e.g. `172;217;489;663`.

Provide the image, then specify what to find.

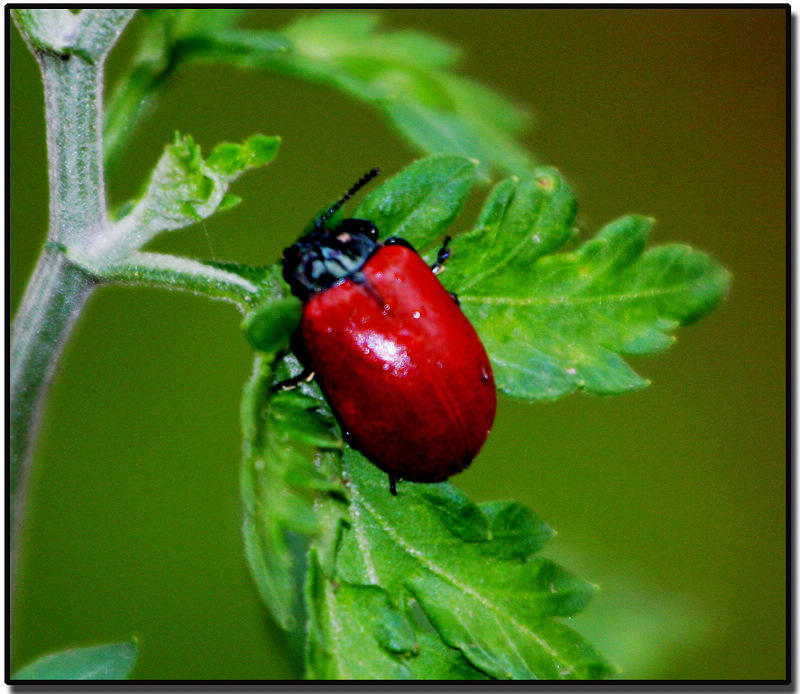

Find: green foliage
242;296;303;355
240;355;343;630
13;7;732;682
12;640;138;680
441;172;732;400
237;157;729;679
241;351;611;679
104;9;533;177
305;448;615;679
276;12;533;178
354;156;476;250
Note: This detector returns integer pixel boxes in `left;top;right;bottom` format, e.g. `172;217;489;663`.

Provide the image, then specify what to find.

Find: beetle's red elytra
280;169;496;494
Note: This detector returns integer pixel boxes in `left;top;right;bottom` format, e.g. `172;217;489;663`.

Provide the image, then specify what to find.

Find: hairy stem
10;252;95;548
10;9;134;577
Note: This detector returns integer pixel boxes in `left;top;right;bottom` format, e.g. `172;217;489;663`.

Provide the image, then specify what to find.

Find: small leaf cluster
55;132;282;309
240;156;730;679
90;132;279;266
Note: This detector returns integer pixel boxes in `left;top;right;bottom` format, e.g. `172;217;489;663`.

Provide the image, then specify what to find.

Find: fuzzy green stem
10;9;134;576
10;252;95;541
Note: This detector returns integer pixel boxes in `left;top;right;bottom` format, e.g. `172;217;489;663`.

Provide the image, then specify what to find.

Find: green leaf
207;134;281;177
412;632;492;680
242;297;302;355
218;193;242;212
104;9;534;177
442;170;731;400
89;133;279;266
276;11;535;177
12;640;138;680
354;156;476;251
306;548;491;680
240;355;342;630
306;449;613;680
305;550;417;679
479;500;556;560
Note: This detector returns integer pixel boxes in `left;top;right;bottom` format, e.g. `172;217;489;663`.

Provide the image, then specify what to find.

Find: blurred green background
10;8;785;680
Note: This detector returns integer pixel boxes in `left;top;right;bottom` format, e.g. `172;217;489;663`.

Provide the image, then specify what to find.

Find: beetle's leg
431;236;453;275
271;367;315;392
388;474;398;496
449;291;461;306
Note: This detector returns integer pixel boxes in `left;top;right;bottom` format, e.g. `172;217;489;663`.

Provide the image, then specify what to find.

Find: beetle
279;169;496;495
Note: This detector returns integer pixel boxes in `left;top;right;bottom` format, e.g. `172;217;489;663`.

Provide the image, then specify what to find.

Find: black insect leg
431;236;453;275
389;474;398;496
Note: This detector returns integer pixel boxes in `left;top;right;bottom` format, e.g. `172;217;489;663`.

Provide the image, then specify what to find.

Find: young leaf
440;170;731;400
88;133;279;265
12;640;138;680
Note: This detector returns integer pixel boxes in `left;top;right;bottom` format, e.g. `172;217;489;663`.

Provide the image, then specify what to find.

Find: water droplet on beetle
382;363;390;371
481;366;490;382
412;310;421;319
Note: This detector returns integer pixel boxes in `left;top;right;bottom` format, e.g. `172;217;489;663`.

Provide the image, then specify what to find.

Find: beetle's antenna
316;168;381;230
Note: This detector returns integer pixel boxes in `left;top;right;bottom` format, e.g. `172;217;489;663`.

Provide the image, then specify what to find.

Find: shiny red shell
302;244;496;482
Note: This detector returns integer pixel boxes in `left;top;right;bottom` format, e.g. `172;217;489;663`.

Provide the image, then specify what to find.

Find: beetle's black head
282;169;381;302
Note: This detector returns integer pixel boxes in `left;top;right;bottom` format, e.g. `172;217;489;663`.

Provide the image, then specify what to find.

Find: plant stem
10;9;134;577
10;251;94;548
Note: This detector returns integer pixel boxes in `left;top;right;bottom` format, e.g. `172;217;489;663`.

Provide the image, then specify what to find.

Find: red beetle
280;169;496;494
